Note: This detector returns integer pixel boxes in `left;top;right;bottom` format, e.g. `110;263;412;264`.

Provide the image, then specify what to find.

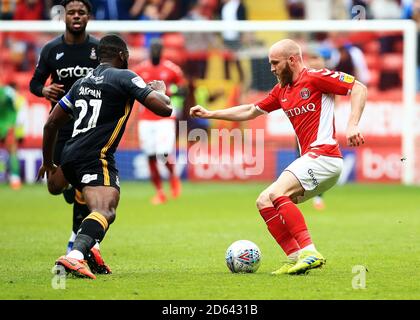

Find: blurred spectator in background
370;0;401;19
201;0;220;19
220;0;247;82
401;0;414;19
138;0;163;48
286;0;305;19
304;0;332;20
91;0;141;20
329;39;370;85
0;0;18;20
136;1;176;47
331;0;349;19
182;0;215;79
306;43;332;69
13;0;44;20
131;0;175;19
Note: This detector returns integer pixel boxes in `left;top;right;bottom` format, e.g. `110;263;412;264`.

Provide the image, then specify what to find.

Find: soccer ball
225;240;261;273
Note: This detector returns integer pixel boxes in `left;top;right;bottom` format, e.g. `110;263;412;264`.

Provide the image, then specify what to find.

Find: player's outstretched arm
190;104;263;122
347;80;367;147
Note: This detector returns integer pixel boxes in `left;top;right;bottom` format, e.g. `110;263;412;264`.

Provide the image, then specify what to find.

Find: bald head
268;39;305;87
269;39;302;59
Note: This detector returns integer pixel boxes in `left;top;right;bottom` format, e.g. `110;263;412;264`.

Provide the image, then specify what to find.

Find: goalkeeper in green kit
0;85;25;190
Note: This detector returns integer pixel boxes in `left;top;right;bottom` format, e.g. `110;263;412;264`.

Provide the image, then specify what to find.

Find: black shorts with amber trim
61;157;120;193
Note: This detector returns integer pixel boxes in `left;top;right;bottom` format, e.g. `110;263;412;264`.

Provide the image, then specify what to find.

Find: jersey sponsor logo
339;73;355;84
284;103;316;118
81;174;98;184
56;66;95;80
300;88;311;99
87;73;104;84
78;86;101;98
90;47;97;60
131;76;146;88
56;52;64;60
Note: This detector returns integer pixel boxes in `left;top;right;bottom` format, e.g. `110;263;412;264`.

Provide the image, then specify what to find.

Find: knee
100;210;116;226
268;190;283;203
268;191;297;204
256;192;272;210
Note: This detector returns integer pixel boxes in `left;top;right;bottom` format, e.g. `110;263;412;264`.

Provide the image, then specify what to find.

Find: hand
37;163;58;181
346;124;365;147
189;105;212;119
148;80;166;94
42;84;65;103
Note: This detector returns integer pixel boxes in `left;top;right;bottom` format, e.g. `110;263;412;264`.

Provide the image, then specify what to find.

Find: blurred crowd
0;0;418;21
1;0;419;188
0;0;219;21
1;0;419;97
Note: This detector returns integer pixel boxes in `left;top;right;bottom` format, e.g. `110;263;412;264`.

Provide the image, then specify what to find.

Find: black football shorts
61;157;120;193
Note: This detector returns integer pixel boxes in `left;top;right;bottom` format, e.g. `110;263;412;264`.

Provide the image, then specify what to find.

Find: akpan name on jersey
79;86;101;98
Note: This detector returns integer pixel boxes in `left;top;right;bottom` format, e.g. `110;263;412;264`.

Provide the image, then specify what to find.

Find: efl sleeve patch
339;73;355;84
131;76;146;88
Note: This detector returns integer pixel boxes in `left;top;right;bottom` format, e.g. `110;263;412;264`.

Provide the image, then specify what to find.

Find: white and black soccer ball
225;240;261;273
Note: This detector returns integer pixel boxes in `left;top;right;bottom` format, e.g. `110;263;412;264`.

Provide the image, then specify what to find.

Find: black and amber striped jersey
30;34;100;142
58;63;153;164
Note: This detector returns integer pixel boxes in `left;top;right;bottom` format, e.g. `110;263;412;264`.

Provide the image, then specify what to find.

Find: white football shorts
138;119;176;156
284;153;343;204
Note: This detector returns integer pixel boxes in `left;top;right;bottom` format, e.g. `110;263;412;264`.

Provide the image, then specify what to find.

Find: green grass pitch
1;182;419;300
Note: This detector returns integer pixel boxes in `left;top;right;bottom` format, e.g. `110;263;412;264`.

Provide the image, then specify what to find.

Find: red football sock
259;207;300;256
272;196;313;249
148;157;162;191
164;158;175;178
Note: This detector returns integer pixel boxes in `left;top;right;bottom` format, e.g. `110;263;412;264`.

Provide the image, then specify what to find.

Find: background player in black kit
29;0;110;273
37;34;173;279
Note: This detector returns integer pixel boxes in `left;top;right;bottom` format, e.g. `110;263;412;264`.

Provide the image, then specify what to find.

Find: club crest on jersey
90;47;97;60
300;88;311;99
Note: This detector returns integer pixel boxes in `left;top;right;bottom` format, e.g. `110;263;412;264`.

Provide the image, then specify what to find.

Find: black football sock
72;212;108;258
72;202;91;234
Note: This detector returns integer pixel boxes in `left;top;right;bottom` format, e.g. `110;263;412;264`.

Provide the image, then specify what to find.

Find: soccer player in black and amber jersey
29;0;111;273
37;34;173;279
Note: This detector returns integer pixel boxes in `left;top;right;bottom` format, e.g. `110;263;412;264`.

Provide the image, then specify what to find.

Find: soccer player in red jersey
133;38;186;204
190;39;367;275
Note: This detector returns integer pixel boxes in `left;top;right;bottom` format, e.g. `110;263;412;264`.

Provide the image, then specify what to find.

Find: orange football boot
55;255;96;279
87;247;112;274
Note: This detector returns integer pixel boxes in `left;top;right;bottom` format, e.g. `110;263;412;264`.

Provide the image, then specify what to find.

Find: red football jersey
133;59;185;120
255;68;355;158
